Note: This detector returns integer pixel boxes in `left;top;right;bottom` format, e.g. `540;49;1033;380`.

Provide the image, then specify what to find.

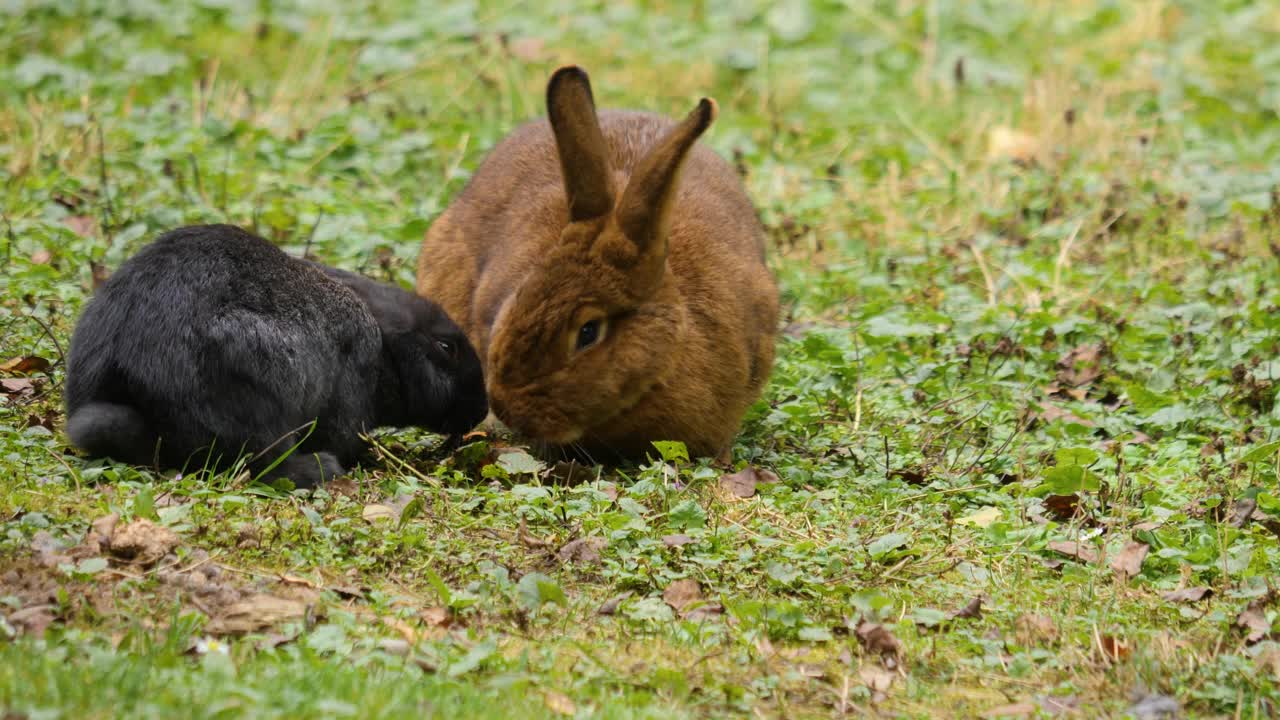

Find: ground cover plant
2;0;1280;717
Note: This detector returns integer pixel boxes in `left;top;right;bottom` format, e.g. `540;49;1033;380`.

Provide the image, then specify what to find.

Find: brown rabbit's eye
576;320;601;350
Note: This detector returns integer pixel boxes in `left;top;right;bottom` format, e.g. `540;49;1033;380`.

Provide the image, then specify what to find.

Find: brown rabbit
416;66;778;461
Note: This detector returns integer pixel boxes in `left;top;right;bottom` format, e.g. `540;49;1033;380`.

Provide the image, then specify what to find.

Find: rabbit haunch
417;66;779;460
65;224;487;487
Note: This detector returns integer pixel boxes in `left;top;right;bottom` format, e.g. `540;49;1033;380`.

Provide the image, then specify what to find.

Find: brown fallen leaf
859;665;895;702
950;596;984;621
597;483;619;502
0;356;51;374
508;36;547;62
1229;497;1258;528
1047;540;1101;564
1056;343;1104;388
1237;590;1277;644
1110;541;1149;580
662;533;695;548
596;591;633;616
62;215;97;237
421;606;456;628
542;690;576;716
1043;494;1081;520
30;531;69;568
1097;634;1130;662
855;619;903;666
207;594;308;635
108;519;179;566
7;605;55;637
324;477;358;497
981;701;1037;718
90;260;111;289
719;466;778;499
1014;613;1058;645
361;504;396;522
1035;403;1096;427
556;536;606;565
30;249;52;265
662;578;703;612
1161;587;1212;604
682;602;724;621
518;517;555;548
988;126;1039;163
1;377;37;396
889;467;928;485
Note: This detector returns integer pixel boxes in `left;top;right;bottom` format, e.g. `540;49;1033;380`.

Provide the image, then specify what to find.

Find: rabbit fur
66;224;487;487
416;66;778;461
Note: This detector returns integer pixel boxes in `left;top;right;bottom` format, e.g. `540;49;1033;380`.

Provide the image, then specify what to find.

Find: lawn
3;0;1280;717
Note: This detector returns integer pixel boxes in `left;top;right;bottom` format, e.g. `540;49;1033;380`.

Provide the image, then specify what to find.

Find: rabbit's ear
547;66;615;222
615;98;717;259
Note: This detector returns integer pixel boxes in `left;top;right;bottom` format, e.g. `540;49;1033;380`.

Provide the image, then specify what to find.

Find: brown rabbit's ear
614;98;717;260
547;66;615;222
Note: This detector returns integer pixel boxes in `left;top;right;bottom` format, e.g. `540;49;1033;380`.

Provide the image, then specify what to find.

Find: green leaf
497;451;544;476
132;486;156;521
74;557;108;576
766;0;815;43
651;441;689;463
398;496;426;528
765;561;801;584
424;568;452;606
667;499;706;530
867;532;911;561
1040;464;1100;494
1241;440;1280;464
516;572;564;610
1054;447;1099;466
447;639;496;677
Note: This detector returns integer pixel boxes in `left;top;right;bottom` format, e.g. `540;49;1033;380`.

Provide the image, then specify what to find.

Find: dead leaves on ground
1236;589;1277;645
718;465;779;499
662;578;723;620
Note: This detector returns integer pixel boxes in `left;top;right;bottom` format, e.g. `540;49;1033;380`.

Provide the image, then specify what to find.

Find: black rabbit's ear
614;98;716;261
547;66;615;222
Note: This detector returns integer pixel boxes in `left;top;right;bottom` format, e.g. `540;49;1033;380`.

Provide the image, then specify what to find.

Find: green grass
3;0;1280;717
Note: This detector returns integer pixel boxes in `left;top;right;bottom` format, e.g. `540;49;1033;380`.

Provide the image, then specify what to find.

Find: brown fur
416;66;779;460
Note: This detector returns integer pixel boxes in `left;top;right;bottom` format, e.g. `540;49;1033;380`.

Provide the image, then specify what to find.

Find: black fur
64;224;487;487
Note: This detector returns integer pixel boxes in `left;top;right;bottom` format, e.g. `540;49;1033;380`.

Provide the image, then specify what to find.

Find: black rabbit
64;224;488;488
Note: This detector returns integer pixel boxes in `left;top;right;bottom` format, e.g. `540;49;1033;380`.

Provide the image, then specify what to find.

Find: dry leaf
1110;541;1149;580
109;519;179;566
1161;587;1211;603
859;665;895;701
1056;343;1103;388
556;536;606;565
1047;540;1100;564
421;606;455;628
662;578;703;612
1014;614;1058;645
542;690;576;716
7;605;55;637
207;594;308;635
0;356;51;374
981;702;1037;718
988;126;1038;163
662;534;695;548
855;619;903;665
508;36;547;62
30;249;52;265
596;591;633;616
1035;403;1096;427
518;517;555;547
951;596;984;621
90;260;110;289
597;483;619;502
361;504;396;522
1;378;36;396
1097;634;1130;662
1043;494;1081;520
719;466;778;499
1237;590;1276;644
62;215;97;237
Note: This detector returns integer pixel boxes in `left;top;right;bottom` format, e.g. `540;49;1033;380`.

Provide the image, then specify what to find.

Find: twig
95;122;116;232
362;433;441;487
302;209;325;260
26;313;66;370
966;240;998;307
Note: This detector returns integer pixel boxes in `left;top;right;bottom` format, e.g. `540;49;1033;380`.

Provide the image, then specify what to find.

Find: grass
3;0;1280;717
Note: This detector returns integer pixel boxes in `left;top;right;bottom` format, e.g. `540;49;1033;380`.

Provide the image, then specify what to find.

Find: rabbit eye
576;320;601;350
435;339;457;360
